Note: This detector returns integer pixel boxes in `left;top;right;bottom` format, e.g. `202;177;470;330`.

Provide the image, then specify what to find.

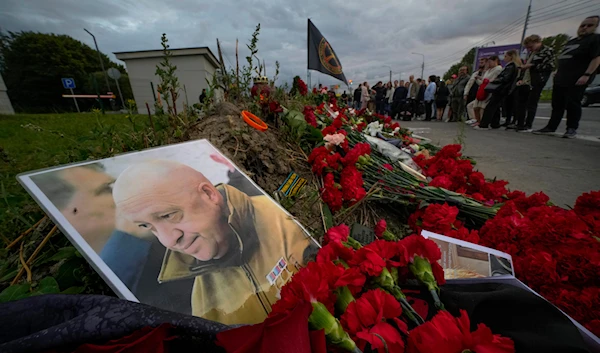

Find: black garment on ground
554;34;600;86
546;84;588;131
440;283;591;353
0;294;229;353
0;283;594;353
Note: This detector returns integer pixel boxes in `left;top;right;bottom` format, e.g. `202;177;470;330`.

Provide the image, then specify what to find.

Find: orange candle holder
241;110;268;132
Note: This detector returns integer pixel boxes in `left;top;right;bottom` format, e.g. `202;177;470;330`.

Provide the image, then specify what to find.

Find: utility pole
412;52;425;79
520;0;533;54
84;29;111;93
383;65;393;83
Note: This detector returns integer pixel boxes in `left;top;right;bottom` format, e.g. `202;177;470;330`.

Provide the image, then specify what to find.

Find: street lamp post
412;52;425;79
84;28;111;93
383;65;392;84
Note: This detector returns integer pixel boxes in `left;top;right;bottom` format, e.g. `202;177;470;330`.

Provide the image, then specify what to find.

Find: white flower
365;121;383;137
393;127;400;134
334;111;340;117
330;104;334;108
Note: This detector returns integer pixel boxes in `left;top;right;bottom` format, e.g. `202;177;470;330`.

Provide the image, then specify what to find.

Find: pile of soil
188;103;324;233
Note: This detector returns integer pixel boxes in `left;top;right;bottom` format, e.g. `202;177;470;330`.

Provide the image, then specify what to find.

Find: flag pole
307;18;311;88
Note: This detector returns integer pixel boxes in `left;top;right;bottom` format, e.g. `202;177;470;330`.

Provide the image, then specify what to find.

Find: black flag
307;19;348;85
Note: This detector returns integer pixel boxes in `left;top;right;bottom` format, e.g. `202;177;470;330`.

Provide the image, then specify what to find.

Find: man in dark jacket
391;80;408;119
534;16;600;138
373;81;386;114
449;67;470;122
512;35;555;131
353;85;362;109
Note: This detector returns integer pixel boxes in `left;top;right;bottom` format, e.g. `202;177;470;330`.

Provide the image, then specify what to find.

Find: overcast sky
1;0;597;87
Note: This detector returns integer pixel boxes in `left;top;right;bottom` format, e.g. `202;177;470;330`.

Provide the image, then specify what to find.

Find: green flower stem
309;302;360;352
344;236;363;250
375;268;424;326
409;256;445;310
335;286;355;314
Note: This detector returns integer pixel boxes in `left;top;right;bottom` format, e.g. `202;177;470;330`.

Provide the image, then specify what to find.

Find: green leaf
55;258;85;289
39;246;78;264
304;125;324;144
322;203;333;230
30;277;60;296
0;283;31;303
0;269;18;283
61;286;85;294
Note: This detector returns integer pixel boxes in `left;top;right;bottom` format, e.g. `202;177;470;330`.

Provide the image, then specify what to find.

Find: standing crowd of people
346;15;599;139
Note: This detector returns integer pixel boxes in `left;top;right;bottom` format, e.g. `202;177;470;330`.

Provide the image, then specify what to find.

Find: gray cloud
0;0;590;87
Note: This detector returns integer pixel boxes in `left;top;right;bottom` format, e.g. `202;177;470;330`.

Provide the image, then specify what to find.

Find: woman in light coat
471;55;503;127
360;81;370;110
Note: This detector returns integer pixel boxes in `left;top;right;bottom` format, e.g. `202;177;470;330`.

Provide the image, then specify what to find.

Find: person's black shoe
516;126;533;132
506;124;517;130
532;127;555;135
491;125;501;129
563;128;577;139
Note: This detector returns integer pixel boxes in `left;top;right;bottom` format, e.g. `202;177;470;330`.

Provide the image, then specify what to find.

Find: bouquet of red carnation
217;223;515;353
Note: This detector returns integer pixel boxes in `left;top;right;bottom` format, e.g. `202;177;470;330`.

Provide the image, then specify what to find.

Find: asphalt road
401;104;600;208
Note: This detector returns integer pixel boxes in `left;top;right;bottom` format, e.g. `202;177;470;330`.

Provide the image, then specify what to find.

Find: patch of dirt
188;112;324;234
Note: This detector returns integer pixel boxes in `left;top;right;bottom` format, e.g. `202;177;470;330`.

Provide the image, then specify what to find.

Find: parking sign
61;78;76;89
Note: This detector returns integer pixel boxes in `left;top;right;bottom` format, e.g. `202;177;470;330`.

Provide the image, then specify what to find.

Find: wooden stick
6;216;47;250
11;225;58;285
19;242;32;283
236;38;240;102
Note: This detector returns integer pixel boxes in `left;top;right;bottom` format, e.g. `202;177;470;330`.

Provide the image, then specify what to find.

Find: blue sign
61;78;76;89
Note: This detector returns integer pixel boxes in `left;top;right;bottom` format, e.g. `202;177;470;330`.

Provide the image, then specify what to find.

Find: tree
542;33;570;67
0;31;131;113
443;48;476;81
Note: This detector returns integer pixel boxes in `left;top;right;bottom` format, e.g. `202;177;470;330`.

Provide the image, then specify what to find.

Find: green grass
0;113;134;213
0;112;138;297
539;89;552;103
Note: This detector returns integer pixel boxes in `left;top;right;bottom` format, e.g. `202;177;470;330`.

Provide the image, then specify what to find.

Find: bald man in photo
111;160;316;325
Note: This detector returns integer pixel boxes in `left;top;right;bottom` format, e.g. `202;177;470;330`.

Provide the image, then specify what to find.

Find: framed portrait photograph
18;140;319;325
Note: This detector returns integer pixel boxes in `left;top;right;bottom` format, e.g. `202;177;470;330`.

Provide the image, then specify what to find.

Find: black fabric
424;100;434;121
554;34;600;86
353;88;361;102
0;282;595;353
515;84;531;129
524;83;546;129
436;85;450;102
393;86;407;102
0;294;228;353
480;93;504;128
307;19;348;84
441;283;591;353
546;84;588;131
417;85;425;101
502;90;517;125
491;62;518;95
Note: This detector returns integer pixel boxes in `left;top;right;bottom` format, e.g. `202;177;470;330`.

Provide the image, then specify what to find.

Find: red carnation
335;267;367;295
348;246;387;277
321;173;343;212
317;240;355;264
342;143;371;166
515;251;562;291
374;219;387;238
321;125;337;136
429;175;454;189
382;163;393;171
364;239;409;268
322;224;350;245
407;310;514;353
269;101;283;114
574;190;600;217
340;166;367;204
421;203;460;234
435;144;463;159
400;234;441;263
341;289;408;353
271;261;344;316
303;106;318;127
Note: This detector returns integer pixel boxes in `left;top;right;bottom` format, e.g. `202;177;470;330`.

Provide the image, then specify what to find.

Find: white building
0;73;15;115
115;47;220;114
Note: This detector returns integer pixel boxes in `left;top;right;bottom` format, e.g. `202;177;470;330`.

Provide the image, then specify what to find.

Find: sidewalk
403;120;600;207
